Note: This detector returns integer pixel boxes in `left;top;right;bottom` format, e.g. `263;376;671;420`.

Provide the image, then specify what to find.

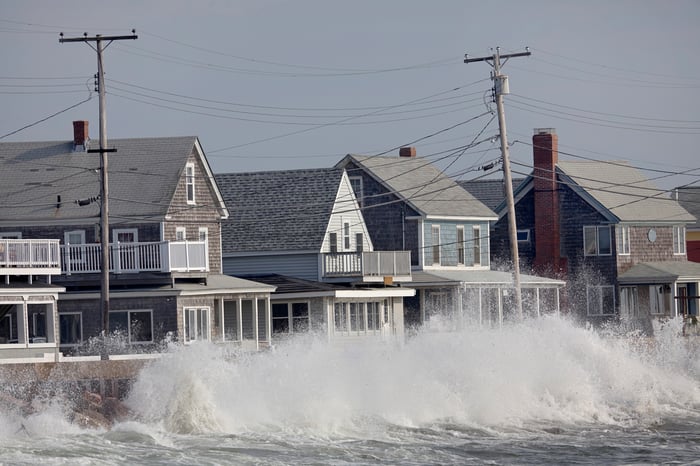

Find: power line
0;95;93;139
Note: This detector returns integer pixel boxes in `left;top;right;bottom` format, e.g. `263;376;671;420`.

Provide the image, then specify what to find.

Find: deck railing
0;239;61;274
322;251;411;281
61;240;208;275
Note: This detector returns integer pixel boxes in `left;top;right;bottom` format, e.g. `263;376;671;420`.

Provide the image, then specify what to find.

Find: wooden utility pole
464;47;530;319
60;31;137;356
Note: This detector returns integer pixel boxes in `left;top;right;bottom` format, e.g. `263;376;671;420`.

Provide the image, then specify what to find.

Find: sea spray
124;315;700;436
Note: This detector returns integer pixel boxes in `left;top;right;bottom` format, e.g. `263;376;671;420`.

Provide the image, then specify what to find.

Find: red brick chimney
532;128;564;276
73;120;89;150
399;147;416;158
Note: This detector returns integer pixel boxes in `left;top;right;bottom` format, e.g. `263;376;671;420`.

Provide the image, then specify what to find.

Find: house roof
674;186;700;229
216;168;345;253
458;178;525;211
0;136;226;224
238;273;414;298
618;261;700;284
337;154;497;219
556;160;694;223
410;269;565;288
501;160;694;223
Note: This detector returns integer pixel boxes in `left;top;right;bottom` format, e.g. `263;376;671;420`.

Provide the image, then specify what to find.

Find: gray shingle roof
216;168;345;253
458;178;525;211
618;261;700;284
557;160;694;223
0;136;200;224
339;155;497;219
675;186;700;228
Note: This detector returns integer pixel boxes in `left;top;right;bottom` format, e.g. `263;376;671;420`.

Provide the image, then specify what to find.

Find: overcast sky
2;1;699;190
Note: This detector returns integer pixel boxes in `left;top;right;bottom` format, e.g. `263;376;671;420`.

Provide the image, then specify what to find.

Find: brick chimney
399;147;416;158
73;120;89;151
532;128;564;275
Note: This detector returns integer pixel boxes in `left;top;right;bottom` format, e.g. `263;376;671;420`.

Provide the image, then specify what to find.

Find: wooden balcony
322;251;412;282
0;239;62;276
61;240;208;275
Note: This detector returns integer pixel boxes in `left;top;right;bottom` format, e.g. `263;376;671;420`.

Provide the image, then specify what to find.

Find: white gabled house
215;168;415;343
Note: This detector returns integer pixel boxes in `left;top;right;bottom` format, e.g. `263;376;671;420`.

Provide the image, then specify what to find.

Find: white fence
0;239;61;273
61;241;208;274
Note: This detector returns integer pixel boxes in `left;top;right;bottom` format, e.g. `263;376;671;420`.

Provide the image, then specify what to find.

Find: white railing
61;240;208;275
322;251;411;280
0;239;61;273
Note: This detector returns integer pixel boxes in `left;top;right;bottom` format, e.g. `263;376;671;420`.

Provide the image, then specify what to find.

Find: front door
113;228;138;273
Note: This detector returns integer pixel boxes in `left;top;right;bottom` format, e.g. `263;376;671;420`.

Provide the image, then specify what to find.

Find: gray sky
2;0;699;190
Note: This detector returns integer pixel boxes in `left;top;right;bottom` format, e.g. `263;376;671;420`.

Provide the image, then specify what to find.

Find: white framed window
649;285;671;315
333;301;386;335
618;225;630;255
349;176;363;207
473;225;481;266
185;162;195;204
272;302;310;334
673;226;686;255
198;227;208;242
517;229;530;242
64;229;86;264
109;309;153;344
176;227;187;241
586;285;615;316
329;232;338;254
431;225;441;265
59;312;83;346
356;233;363;253
184;307;210;343
344;222;350;250
584;225;611;256
619;286;639;319
457;226;465;265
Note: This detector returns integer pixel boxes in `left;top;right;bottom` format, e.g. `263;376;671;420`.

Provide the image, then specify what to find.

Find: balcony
61;240;208;275
322;251;411;282
0;239;62;276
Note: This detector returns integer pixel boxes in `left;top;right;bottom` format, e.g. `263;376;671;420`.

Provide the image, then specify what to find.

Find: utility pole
464;47;530;319
60;31;137;357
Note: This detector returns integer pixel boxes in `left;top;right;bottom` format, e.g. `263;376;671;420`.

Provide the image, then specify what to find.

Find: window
618;225;630;255
329;232;338;254
619;287;639;319
198;227;208;242
457;226;465;265
431;225;441;265
334;302;348;332
586;286;615;316
584;225;611;256
109;310;153;343
64;230;86;259
272;302;310;335
176;227;187;241
222;301;239;341
184;307;210;343
349;176;363;207
473;225;481;266
516;229;530;242
343;223;350;250
649;285;671;315
356;233;364;253
60;313;82;346
674;226;686;255
185;162;195;204
334;301;385;335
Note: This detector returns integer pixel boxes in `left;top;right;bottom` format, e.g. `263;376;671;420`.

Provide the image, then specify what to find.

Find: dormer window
185;163;195;204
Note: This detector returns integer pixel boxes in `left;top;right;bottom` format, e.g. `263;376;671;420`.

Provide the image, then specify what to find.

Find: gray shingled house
335;148;564;331
0;121;275;358
216;168;415;343
492;128;700;332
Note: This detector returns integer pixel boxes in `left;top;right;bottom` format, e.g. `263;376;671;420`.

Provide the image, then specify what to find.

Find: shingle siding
224;254;320;282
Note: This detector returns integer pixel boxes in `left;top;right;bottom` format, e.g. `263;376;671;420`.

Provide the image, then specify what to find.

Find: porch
322;251;412;282
61;240;208;275
0;239;61;277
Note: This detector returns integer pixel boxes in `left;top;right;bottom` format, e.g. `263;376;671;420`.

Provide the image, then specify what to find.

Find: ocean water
2;315;700;465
